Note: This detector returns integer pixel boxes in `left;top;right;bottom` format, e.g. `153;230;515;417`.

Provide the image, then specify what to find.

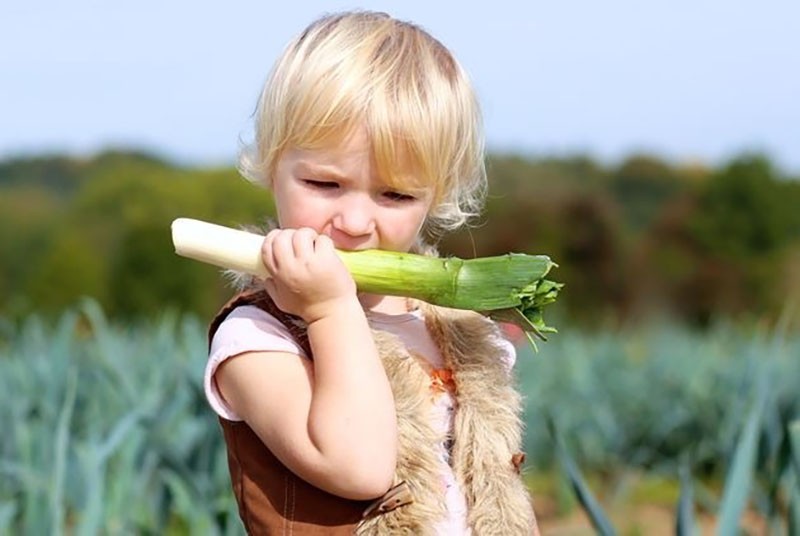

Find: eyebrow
293;161;350;182
292;159;430;195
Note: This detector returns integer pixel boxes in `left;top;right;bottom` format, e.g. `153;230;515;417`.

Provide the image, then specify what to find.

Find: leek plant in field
518;326;800;534
3;308;800;534
171;218;562;347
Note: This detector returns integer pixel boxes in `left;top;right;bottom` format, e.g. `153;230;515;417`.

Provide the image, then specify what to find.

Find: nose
332;193;376;238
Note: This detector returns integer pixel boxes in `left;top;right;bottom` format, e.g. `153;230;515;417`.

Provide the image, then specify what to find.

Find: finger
271;229;296;267
314;233;335;254
261;229;281;275
292;227;317;258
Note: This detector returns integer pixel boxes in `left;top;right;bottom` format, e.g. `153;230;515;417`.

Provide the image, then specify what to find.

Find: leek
171;218;561;345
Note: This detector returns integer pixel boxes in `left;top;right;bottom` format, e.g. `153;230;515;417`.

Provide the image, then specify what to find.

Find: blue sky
2;1;798;172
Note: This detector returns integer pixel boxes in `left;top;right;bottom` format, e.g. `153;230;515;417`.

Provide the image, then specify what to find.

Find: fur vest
208;289;538;535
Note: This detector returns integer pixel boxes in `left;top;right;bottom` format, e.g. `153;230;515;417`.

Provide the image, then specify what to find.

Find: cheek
278;201;325;230
383;206;429;245
274;184;324;230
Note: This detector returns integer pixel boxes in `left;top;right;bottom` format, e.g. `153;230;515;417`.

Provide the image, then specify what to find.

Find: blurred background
1;1;799;534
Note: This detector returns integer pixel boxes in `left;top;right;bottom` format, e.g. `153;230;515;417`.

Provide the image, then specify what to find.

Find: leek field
3;151;800;533
2;300;798;534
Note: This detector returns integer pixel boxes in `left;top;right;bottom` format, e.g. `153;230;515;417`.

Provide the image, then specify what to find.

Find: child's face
270;128;432;252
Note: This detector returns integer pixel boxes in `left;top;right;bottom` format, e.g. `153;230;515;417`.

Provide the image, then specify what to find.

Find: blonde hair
239;10;487;236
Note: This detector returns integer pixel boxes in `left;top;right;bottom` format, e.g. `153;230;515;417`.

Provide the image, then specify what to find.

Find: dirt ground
533;494;774;535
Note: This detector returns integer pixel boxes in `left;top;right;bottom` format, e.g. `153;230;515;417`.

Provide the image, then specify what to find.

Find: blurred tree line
1;149;799;329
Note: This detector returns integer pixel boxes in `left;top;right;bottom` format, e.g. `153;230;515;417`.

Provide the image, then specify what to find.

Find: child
204;10;540;535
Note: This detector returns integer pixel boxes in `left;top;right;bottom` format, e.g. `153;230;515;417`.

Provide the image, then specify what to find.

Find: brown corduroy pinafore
208;289;538;535
208;290;398;534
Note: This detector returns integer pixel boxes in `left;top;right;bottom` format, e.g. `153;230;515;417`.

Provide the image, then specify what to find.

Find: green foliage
518;322;800;532
716;380;768;535
611;154;685;232
662;155;800;323
0;302;240;534
692;155;792;259
0;155;84;195
2;307;798;532
676;460;696;535
549;417;617;535
1;149;799;328
0;188;64;312
24;229;108;314
108;223;215;318
0;152;273;321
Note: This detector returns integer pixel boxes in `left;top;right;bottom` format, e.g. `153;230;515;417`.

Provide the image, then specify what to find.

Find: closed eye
382;191;417;202
303;179;339;190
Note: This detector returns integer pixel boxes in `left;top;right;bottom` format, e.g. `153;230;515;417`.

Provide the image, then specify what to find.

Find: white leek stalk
171;218;561;341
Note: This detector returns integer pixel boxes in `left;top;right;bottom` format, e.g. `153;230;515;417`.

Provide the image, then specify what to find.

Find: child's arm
215;228;398;500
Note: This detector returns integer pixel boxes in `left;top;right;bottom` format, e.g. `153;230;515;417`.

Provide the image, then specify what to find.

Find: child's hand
261;228;358;323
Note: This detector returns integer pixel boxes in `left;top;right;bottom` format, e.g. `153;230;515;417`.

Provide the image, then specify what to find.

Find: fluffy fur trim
424;304;538;535
356;332;447;534
359;306;537;534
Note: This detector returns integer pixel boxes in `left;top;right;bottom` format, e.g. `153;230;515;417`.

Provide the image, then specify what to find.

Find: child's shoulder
210;305;308;359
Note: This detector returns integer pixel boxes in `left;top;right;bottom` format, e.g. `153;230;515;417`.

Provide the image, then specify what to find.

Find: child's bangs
284;94;436;198
365;99;439;199
369;121;434;197
283;88;364;153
